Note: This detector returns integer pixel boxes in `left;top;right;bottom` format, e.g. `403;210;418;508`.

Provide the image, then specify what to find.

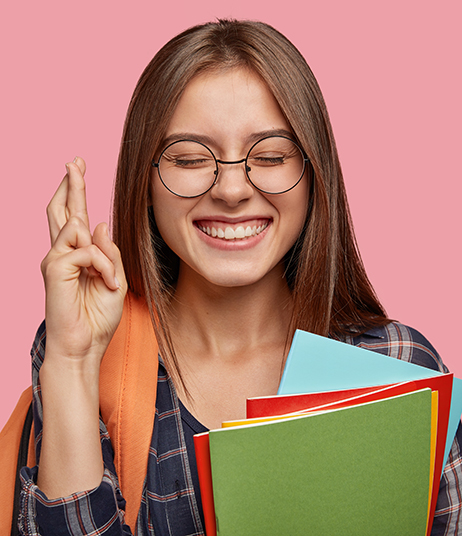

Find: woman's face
151;68;309;289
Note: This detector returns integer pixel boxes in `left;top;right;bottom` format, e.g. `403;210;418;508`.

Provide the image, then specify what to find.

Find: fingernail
114;276;120;289
65;163;70;174
73;156;78;163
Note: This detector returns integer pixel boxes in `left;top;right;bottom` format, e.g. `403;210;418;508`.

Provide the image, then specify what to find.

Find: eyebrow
161;128;295;149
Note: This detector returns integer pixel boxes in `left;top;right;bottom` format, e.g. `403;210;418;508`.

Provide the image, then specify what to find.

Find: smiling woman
151;68;309;295
6;18;462;536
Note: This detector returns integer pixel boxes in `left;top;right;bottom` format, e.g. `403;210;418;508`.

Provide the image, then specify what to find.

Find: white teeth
198;221;269;240
235;226;245;238
224;227;235;240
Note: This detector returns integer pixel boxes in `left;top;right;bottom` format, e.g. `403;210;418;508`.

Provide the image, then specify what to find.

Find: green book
208;389;432;536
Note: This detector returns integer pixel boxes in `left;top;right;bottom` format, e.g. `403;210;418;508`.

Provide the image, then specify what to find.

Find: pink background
1;0;460;429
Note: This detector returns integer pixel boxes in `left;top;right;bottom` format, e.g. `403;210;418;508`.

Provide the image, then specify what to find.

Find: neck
168;262;293;361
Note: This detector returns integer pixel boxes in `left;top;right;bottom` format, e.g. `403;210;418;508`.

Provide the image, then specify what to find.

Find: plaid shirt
19;321;462;535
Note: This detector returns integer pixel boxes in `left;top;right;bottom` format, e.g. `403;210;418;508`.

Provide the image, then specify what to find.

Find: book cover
208;390;433;536
278;329;462;466
245;375;452;532
194;432;216;536
247;385;386;419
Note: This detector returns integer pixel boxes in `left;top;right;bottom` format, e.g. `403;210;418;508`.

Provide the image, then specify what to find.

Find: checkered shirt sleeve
18;321;132;535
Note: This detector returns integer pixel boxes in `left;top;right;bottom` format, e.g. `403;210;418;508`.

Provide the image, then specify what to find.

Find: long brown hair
113;19;389;381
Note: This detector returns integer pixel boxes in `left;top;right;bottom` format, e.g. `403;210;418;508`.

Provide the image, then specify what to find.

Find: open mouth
195;219;271;241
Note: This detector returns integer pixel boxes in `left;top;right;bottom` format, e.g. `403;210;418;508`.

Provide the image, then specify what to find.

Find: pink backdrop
1;0;460;429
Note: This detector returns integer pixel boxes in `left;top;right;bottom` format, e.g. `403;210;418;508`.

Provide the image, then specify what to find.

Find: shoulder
349;322;448;373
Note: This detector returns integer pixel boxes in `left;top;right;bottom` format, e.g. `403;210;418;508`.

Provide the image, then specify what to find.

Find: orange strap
0;386;36;535
100;292;158;529
0;292;158;533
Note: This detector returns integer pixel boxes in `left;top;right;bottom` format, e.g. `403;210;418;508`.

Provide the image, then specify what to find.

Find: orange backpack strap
99;291;159;530
0;292;157;534
0;386;36;535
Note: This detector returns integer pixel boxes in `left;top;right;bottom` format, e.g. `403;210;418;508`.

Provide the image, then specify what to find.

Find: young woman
18;19;461;535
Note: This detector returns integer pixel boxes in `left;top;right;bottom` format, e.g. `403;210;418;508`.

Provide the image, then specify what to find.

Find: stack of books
194;330;462;536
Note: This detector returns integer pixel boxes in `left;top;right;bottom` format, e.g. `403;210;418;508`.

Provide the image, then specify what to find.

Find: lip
195;217;269;229
195;215;272;224
193;217;272;250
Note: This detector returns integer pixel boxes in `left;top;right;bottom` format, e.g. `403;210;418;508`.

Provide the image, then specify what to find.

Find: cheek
279;183;309;236
151;175;178;216
150;182;197;256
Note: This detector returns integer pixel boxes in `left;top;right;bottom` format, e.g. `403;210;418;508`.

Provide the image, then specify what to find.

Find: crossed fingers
43;157;122;291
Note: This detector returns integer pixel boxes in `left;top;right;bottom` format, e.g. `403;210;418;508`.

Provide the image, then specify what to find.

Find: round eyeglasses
151;135;310;198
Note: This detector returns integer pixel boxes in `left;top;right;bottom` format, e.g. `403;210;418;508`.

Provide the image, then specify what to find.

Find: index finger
47;172;69;245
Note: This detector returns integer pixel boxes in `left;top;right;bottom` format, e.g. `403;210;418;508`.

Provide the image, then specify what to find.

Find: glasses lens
247;137;305;194
158;140;216;197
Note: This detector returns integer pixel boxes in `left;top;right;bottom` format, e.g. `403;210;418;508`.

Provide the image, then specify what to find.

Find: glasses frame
151;135;310;198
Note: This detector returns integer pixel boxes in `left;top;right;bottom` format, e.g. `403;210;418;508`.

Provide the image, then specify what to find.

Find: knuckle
87;243;100;255
40;255;61;280
46;199;57;220
66;214;80;226
66;215;84;229
40;255;49;276
86;244;106;265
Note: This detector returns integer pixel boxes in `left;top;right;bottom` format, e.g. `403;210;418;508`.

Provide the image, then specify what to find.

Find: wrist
40;351;101;402
42;341;105;373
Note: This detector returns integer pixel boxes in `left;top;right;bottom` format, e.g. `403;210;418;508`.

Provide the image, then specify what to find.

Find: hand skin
37;157;127;498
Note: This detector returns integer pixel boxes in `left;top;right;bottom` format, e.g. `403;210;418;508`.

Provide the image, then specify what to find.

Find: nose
210;158;254;206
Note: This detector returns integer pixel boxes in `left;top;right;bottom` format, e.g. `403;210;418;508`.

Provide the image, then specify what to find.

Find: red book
247;385;388;418
194;432;216;536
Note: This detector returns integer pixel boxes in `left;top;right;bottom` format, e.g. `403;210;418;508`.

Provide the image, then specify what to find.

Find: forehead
164;68;291;147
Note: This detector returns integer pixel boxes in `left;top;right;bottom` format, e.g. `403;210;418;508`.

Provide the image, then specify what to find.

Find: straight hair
113;19;390;385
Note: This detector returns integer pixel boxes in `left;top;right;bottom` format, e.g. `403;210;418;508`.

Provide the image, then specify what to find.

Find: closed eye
163;154;215;169
250;155;286;166
175;158;210;167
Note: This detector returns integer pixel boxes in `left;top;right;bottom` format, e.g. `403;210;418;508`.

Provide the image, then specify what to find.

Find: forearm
37;352;104;498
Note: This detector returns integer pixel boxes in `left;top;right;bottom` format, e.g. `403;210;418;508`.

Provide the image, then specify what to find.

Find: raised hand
38;157;128;498
41;157;127;366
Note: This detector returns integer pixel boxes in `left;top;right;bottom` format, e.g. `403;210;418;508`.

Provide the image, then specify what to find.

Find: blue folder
278;329;462;467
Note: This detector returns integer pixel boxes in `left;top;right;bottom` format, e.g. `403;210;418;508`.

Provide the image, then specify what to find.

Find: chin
197;263;283;290
199;272;259;288
212;277;261;289
177;254;287;291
